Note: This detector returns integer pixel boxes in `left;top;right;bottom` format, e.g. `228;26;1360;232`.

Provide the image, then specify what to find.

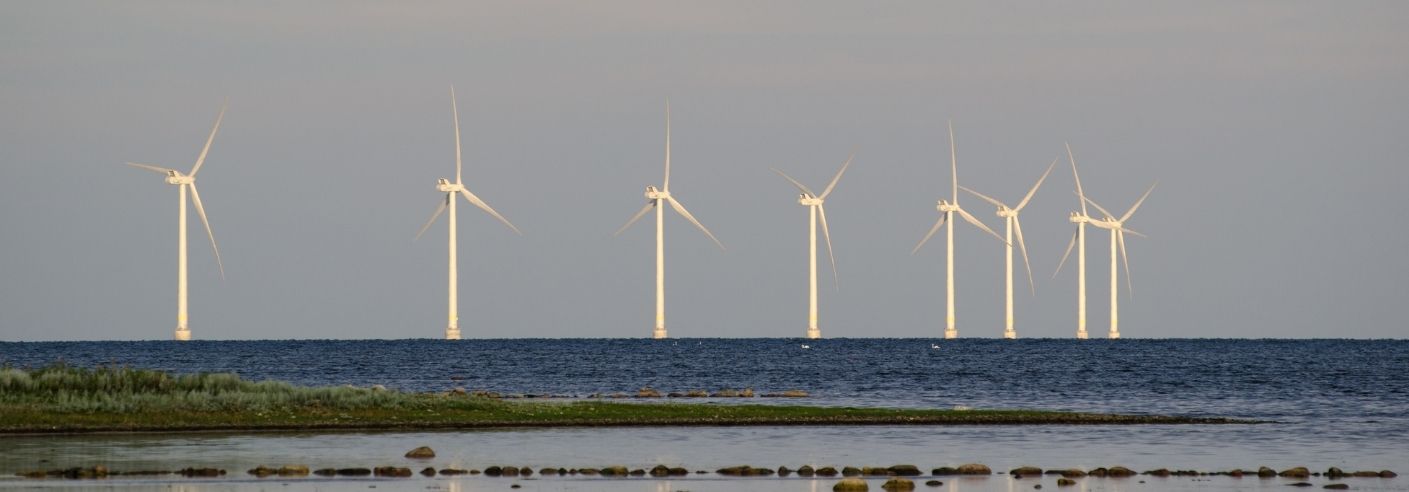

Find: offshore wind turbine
415;87;521;340
1053;143;1096;338
913;122;1007;339
959;157;1056;339
126;102;227;341
615;101;725;339
1083;184;1156;339
773;152;854;339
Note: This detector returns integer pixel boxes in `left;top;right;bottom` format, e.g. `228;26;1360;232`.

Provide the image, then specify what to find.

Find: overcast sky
2;1;1406;341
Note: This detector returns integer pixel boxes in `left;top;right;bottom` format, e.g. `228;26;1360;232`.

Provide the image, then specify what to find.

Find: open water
1;339;1406;491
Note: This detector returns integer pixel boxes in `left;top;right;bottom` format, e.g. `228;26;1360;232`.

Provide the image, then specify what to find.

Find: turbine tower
1083;184;1155;339
773;152;853;339
126;102;228;341
1053;143;1097;339
913;122;1006;339
615;100;725;339
959;157;1056;339
416;86;521;340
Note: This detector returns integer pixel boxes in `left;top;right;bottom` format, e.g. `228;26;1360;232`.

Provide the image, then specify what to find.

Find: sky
1;1;1406;341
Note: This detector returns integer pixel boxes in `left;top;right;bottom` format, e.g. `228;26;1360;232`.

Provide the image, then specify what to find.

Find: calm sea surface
1;339;1406;491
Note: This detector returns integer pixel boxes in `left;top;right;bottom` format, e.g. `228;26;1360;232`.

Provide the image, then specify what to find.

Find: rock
1034;485;1042;489
484;466;503;477
798;465;817;476
843;466;863;477
1144;468;1170;477
1108;466;1136;477
667;392;684;397
1088;468;1108;477
890;465;923;476
741;388;755;397
420;467;437;477
1058;469;1087;478
638;387;662;398
1011;466;1043;477
932;467;958;476
374;466;412;477
925;480;943;487
883;478;916;490
511;485;521;489
686;390;709;397
1288;482;1313;487
650;465;671;477
502;466;520;477
600;466;629;477
1057;478;1077;487
314;468;337;476
779;466;793;476
1281;467;1311;478
1382;470;1398;478
956;464;991;475
180;467;225;477
1323;485;1349;490
1326;468;1346;478
834;478;870;491
538;468;558;476
469;469;482;475
862;467;891;476
712;389;740;397
577;468;599;476
717;465;751;476
1259;467;1278;478
520;467;533;477
669;467;689;476
404;446;436;459
629;469;646;476
249;466;277;477
1229;469;1245;477
439;469;468;476
279;465;309;476
817;466;840;477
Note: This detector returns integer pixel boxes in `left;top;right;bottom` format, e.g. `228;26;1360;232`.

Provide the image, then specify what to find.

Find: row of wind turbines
126;89;1154;342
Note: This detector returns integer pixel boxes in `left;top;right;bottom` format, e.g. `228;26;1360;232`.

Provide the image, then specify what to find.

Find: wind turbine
1053;143;1096;339
959;157;1057;339
913;122;1007;339
1083;183;1155;339
773;152;854;339
415;87;521;340
614;100;725;339
126;102;228;341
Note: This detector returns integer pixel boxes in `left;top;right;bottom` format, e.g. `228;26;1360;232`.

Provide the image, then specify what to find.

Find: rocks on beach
834;477;870;491
883;478;917;490
404;446;436;459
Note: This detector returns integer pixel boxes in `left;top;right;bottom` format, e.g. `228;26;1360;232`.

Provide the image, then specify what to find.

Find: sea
1;338;1406;491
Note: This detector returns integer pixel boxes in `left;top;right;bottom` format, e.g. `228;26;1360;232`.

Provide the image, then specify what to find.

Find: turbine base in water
805;328;821;339
174;328;191;341
445;328;460;340
944;328;958;339
653;327;667;339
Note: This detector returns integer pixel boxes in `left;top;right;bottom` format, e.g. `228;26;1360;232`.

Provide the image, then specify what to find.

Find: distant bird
800;344;811;349
415;86;521;340
614;100;725;339
1083;183;1156;340
913;121;1008;339
773;151;854;340
930;344;941;350
126;100;228;341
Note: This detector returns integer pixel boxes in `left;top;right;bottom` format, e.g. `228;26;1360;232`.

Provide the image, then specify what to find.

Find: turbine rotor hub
166;174;193;185
937;200;959;212
436;179;464;193
798;195;822;206
645;187;670;200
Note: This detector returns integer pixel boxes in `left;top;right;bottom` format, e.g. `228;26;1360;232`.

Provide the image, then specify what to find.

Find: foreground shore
0;366;1249;434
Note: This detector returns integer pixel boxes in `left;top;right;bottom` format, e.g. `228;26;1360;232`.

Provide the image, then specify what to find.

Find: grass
0;365;1250;433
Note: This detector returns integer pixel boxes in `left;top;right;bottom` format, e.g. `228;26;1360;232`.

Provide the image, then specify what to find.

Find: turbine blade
1067;142;1087;216
451;86;463;184
958;207;1007;244
415;195;449;240
665;196;724;250
663;99;671;191
912;214;946;255
819;151;853;200
126;162;176;175
1013;216;1034;296
614;201;655;237
772;168;817;196
1121;227;1148;239
1015;157;1058;211
188;100;227;177
1120;182;1157;223
1118;230;1133;298
186;183;224;279
1053;229;1077;279
958;185;1006;209
1081;194;1117;220
817;204;838;290
459;188;521;235
949;120;958;203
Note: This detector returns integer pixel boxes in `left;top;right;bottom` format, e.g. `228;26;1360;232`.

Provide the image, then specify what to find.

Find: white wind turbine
959;157;1057;339
773;152;854;339
415;87;521;340
615;101;725;339
1082;183;1155;339
913;122;1007;339
1053;143;1096;339
126;102;228;341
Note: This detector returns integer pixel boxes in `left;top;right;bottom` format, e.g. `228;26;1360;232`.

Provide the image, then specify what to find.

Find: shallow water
1;339;1406;490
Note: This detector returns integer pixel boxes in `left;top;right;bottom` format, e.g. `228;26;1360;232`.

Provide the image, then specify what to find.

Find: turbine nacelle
937;200;959;213
645;185;670;200
436;178;464;193
797;194;822;206
995;207;1016;218
1069;212;1090;224
164;172;193;186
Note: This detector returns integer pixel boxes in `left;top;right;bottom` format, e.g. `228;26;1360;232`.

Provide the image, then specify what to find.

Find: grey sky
2;1;1406;340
